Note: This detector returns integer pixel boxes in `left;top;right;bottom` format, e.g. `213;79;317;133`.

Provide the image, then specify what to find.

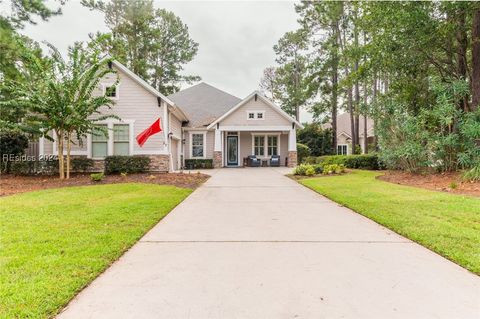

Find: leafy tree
1;41;117;179
83;0;200;95
297;123;333;156
273;30;309;121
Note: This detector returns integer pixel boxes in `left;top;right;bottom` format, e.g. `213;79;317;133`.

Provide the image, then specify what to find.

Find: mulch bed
0;172;210;197
378;170;480;197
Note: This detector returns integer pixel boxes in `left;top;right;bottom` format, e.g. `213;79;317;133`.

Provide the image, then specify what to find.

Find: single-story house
323;113;375;155
40;60;303;171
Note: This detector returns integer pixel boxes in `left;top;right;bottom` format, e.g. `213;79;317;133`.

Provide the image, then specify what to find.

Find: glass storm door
227;136;238;166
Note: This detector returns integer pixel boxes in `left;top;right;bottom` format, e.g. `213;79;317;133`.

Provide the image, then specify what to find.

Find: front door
226;136;238;166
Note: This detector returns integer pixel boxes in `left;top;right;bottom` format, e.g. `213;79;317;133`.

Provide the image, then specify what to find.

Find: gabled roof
168;82;241;127
207;91;304;129
112;60;175;106
111;60;188;121
322;112;374;137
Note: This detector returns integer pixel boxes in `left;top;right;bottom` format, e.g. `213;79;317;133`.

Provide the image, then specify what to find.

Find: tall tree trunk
456;8;469;111
57;131;65;179
353;7;360;154
472;8;480;111
66;132;71;179
331;47;339;153
363;81;368;154
373;75;378;150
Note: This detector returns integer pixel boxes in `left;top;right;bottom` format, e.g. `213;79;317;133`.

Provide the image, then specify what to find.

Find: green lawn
300;170;480;275
0;183;192;319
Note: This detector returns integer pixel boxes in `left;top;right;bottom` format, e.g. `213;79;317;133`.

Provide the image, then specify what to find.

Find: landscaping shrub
344;154;383;170
0;130;29;173
104;156;151;174
293;164;322;176
304;154;383;170
10;161;35;175
296;143;311;164
72;158;94;172
463;165;480;182
90;172;104;182
184;159;213;169
293;164;310;176
302;156;317;164
322;164;346;175
9;159;59;175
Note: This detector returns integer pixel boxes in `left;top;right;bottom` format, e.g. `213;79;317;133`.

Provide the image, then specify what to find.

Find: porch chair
269;155;280;167
247;155;261;167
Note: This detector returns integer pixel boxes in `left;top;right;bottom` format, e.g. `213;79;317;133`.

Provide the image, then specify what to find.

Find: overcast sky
10;0;313;122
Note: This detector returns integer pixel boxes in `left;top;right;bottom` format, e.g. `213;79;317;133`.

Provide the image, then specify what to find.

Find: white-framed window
113;124;129;155
252;134;280;158
267;136;278;156
92;124;108;158
89;120;134;158
247;110;265;120
102;83;119;100
254;136;265;156
191;132;205;158
337;144;348;155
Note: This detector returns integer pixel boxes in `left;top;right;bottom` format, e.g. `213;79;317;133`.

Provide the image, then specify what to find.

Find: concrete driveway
58;168;479;319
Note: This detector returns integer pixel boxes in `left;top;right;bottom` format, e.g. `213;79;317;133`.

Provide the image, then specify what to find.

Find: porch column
213;127;222;168
287;125;298;168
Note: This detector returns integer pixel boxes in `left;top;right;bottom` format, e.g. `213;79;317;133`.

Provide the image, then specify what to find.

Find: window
247;111;265;120
105;86;117;98
191;133;204;158
92;125;108;158
268;136;278;156
337;144;348;155
113;124;129;155
254;136;265;156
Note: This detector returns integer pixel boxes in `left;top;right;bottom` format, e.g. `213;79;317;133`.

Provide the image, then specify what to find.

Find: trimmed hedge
72;158;94;172
9;160;59;175
297;143;311;165
104;156;151;174
185;159;213;169
302;154;383;170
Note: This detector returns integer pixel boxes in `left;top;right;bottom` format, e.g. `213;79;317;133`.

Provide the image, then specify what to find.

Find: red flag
136;118;162;147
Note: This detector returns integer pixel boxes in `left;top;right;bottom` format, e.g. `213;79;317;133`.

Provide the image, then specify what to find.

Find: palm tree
3;41;118;178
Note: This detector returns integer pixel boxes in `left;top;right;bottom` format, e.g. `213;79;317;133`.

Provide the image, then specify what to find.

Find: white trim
87;119;136;159
288;128;297;152
337;144;349;155
207;91;303;129
218;125;291;132
189;131;206;159
111;60;176;106
246;110;265;121
39;136;44;156
250;133;281;159
133;150;169;155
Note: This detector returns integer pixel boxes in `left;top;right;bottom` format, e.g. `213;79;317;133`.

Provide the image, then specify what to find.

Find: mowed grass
300;170;480;275
0;183;192;318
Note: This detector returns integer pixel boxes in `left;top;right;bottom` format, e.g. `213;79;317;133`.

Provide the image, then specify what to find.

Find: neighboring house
323;113;375;155
40;60;303;171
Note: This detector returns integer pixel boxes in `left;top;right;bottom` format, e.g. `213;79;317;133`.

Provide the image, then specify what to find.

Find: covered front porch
213;126;298;168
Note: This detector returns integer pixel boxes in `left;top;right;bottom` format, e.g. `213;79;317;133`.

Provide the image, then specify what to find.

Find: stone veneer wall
213;151;222;168
69;155;169;172
287;151;297;168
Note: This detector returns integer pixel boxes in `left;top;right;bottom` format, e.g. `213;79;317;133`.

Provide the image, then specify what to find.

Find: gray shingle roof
168;82;241;128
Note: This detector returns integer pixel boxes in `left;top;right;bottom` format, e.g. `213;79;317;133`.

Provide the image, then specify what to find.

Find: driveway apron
58;168;480;319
